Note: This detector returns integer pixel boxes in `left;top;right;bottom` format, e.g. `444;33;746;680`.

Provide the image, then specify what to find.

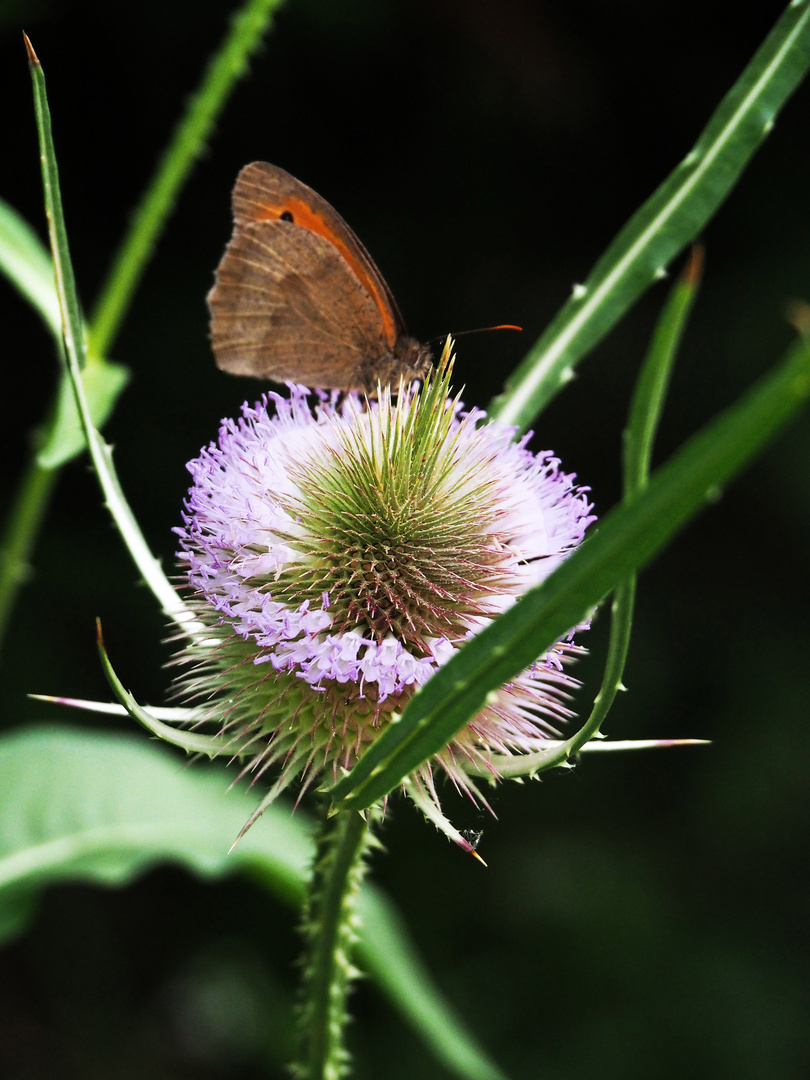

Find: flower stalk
294;806;379;1080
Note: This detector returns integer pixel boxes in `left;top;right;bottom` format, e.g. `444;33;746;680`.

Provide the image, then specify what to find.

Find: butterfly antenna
428;324;522;346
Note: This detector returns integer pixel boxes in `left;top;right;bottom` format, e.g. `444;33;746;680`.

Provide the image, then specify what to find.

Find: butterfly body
208;162;432;393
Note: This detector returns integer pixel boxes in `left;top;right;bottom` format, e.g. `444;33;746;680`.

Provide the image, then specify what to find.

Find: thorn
684;244;705;287
228;817;253;854
22;31;39;66
460;831;488;867
786;299;810;338
657;738;712;747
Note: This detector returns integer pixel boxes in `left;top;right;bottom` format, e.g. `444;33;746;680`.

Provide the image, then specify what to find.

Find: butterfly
207;162;433;393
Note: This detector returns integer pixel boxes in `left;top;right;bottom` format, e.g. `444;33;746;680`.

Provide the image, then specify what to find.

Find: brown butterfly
207;162;433;393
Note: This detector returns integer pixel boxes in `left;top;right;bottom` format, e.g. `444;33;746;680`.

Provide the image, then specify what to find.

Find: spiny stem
293;806;377;1080
1;1;281;656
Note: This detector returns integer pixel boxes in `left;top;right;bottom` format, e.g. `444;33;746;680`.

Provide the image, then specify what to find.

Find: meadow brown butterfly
208;162;433;393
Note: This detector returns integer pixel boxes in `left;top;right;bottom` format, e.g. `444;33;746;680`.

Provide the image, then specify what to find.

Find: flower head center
271;393;512;653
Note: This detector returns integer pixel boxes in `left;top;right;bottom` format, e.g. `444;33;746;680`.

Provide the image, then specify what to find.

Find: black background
1;1;809;1077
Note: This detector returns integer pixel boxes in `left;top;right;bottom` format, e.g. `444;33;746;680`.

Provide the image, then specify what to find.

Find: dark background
1;0;809;1077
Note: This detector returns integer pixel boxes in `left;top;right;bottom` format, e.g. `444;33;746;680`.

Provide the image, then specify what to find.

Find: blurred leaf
490;0;810;430
357;890;509;1080
0;197;60;334
0;197;130;464
37;362;130;469
0;725;507;1080
0;725;311;943
0;196;130;470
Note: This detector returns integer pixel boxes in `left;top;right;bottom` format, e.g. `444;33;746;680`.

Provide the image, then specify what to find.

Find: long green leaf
330;333;810;812
0;726;507;1080
25;36;200;635
2;2;283;655
489;0;810;431
25;34;84;371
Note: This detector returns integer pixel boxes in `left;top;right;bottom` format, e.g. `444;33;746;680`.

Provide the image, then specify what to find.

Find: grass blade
24;34;200;636
489;0;810;431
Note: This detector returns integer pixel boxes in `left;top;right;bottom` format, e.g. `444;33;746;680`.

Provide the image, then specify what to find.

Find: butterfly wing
209;218;395;388
208;163;411;389
232;163;408;343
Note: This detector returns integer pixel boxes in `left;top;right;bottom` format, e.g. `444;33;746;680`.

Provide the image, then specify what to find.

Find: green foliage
4;3;810;1080
0;725;311;944
0;199;129;470
489;0;810;429
0;198;60;333
331;329;810;811
0;726;505;1080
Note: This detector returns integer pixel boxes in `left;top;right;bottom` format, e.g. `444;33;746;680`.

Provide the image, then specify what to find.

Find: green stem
294;807;375;1080
0;457;57;645
566;249;703;752
477;252;701;778
2;1;281;655
88;0;284;358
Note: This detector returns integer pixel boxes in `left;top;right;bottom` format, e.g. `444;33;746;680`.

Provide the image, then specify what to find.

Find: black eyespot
280;210;294;223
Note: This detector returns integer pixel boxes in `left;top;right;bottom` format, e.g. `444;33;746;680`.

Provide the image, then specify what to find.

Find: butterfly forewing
209;219;394;388
208;161;432;392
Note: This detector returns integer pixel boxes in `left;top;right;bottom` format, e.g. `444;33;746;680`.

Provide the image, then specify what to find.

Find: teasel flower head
172;348;595;849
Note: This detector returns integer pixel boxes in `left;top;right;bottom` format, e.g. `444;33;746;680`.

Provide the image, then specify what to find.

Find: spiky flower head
173;349;595;848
